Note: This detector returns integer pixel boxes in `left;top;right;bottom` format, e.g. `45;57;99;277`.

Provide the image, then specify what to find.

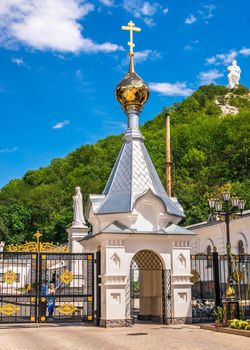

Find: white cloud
122;0;161;27
11;57;25;66
206;50;237;65
185;4;215;25
75;69;83;79
135;49;161;63
0;146;18;153
140;1;159;16
198;69;223;85
143;17;155;27
199;4;216;22
120;49;161;68
52;120;70;129
99;0;114;6
162;8;169;15
0;0;123;53
185;14;197;25
184;40;199;51
206;48;250;66
149;82;194;97
239;47;250;56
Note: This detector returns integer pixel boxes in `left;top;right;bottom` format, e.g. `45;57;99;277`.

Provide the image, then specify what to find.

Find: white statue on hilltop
227;60;241;89
72;186;86;227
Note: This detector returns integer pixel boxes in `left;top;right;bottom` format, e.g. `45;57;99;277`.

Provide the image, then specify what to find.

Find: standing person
47;283;56;318
40;279;49;318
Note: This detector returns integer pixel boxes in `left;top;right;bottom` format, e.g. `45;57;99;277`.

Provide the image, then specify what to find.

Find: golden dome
116;21;149;111
115;69;149;111
115;53;149;111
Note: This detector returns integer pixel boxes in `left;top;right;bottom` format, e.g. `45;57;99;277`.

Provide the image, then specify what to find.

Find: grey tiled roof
163;224;195;235
96;138;184;218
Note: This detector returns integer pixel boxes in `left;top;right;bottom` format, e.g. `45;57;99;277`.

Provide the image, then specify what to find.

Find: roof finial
116;20;149;112
121;20;141;73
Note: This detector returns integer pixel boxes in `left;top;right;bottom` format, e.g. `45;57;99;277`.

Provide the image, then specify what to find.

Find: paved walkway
0;324;249;350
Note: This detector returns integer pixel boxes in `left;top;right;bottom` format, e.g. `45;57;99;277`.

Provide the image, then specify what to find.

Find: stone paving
0;324;249;350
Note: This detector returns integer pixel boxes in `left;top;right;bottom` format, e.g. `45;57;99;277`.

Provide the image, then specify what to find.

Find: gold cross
34;231;43;239
34;231;43;252
121;21;141;56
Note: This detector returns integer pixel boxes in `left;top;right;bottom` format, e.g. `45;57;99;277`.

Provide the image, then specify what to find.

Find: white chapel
67;21;196;327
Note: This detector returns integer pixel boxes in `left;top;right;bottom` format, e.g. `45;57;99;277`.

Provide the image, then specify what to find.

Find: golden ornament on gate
190;269;200;283
56;304;78;315
60;270;74;284
232;269;244;283
3;270;17;284
0;304;20;316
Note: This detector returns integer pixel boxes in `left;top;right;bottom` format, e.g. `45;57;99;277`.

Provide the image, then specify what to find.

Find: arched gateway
130;250;171;324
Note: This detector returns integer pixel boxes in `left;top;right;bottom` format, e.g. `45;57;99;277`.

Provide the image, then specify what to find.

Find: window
238;240;245;255
206;245;212;268
207;245;212;255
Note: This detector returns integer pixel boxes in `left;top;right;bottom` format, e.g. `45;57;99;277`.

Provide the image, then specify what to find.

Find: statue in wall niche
227;60;241;89
72;186;86;227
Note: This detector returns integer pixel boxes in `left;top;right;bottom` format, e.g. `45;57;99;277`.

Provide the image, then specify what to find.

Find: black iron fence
191;252;250;322
0;252;94;324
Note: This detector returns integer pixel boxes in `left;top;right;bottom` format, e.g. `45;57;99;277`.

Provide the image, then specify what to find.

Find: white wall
188;213;250;255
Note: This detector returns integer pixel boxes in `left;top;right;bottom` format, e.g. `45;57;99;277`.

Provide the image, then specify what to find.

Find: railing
191;252;250;322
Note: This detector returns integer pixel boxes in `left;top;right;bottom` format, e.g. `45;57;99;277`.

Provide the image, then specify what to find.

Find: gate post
96;250;101;326
212;250;221;307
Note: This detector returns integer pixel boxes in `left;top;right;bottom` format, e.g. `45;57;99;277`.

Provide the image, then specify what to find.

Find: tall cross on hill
121;21;141;56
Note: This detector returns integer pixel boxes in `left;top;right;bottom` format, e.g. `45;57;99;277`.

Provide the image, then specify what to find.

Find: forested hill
1;84;250;244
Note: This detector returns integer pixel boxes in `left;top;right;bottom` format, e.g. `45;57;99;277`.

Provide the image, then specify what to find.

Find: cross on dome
121;20;141;57
116;20;148;111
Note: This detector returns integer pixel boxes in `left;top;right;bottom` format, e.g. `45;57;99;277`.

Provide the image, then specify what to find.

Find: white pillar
99;242;131;327
0;242;5;252
67;226;89;253
171;243;193;324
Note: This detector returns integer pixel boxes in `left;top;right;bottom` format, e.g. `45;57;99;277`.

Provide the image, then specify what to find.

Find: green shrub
232;84;249;95
228;319;240;328
238;320;248;329
213;306;224;324
228;319;250;330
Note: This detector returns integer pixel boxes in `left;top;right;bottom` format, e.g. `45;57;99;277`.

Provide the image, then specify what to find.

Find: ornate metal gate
0;233;94;324
38;252;94;323
130;250;171;324
191;252;250;321
162;269;172;324
0;252;38;323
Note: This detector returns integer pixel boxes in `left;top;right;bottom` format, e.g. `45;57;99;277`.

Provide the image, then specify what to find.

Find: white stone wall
187;212;250;255
81;233;194;326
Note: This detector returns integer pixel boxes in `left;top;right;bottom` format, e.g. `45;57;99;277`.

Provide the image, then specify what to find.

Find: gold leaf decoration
56;304;78;315
3;270;17;284
60;270;74;284
0;304;20;316
190;269;200;283
232;269;244;283
5;242;70;253
5;232;70;252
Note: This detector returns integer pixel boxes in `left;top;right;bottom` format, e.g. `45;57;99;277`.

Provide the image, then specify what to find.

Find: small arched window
206;245;212;268
207;245;212;255
238;240;245;255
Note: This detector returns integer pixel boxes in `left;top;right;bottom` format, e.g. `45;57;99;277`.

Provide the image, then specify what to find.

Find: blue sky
0;0;250;188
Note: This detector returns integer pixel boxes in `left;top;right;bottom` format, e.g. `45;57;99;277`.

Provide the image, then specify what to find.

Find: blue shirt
41;284;49;296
